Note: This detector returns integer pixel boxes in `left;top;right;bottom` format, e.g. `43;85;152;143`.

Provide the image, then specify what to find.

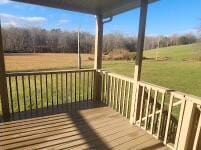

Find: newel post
93;14;103;101
130;0;148;124
177;100;197;150
0;21;10;121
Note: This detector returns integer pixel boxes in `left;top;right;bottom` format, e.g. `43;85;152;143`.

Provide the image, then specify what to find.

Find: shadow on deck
0;101;168;150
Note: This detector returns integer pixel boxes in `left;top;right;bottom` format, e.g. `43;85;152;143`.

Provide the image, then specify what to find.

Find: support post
130;0;148;124
177;101;197;150
94;14;103;101
77;28;81;69
0;21;10;121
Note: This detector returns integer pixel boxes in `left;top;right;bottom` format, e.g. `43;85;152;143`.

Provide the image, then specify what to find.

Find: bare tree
1;27;198;54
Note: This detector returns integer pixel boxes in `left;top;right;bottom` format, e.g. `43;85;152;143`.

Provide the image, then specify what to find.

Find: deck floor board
0;103;168;150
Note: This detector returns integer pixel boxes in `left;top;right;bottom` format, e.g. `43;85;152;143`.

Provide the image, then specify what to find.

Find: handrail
138;81;170;93
6;69;95;76
98;69;134;83
100;70;201;106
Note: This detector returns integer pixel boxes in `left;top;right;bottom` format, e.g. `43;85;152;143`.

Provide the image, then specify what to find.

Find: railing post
130;0;148;124
93;14;103;101
0;21;10;121
177;100;197;150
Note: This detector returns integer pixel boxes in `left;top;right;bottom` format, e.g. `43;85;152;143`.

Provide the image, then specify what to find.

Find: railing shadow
0;115;2;123
0;101;111;149
64;108;111;149
140;142;165;150
0;100;103;122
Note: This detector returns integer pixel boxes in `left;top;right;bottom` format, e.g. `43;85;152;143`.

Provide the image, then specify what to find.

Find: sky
0;0;201;36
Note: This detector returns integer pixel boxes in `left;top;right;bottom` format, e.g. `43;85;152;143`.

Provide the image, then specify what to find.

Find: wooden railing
99;70;201;150
184;95;201;150
99;70;134;119
134;81;201;150
1;69;95;120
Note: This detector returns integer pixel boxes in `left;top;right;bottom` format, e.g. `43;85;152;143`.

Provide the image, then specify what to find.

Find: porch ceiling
11;0;157;18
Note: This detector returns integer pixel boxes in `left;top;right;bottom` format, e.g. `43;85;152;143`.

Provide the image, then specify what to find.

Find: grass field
103;43;201;97
5;53;94;72
1;43;201;115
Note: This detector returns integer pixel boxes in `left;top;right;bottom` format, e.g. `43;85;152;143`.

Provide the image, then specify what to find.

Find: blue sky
0;0;200;36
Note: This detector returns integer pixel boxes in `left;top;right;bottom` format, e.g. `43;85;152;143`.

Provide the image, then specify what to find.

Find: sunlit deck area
0;101;167;150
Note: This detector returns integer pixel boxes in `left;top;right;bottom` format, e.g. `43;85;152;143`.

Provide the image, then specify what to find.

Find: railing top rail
185;94;201;106
98;69;134;83
139;81;201;105
99;70;201;106
6;69;95;76
138;81;170;93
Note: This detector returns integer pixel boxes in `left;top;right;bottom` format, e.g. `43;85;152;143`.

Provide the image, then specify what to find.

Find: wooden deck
0;103;168;150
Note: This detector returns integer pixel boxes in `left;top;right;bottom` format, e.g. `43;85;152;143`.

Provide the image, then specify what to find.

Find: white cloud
58;19;69;24
0;13;47;27
55;19;70;29
0;0;10;5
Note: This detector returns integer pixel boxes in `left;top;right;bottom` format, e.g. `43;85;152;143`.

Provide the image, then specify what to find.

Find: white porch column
0;21;10;121
94;14;103;101
130;0;148;124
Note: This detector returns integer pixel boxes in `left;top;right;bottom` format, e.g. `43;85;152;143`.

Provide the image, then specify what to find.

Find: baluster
56;73;59;107
28;75;32;115
87;71;89;104
156;92;165;138
104;72;108;104
118;79;123;112
109;76;113;107
8;76;14;116
174;100;185;149
79;71;81;104
133;83;140;123
150;90;158;134
61;73;63;106
121;81;126;116
144;87;151;130
91;71;94;101
112;77;116;109
22;75;26;113
40;74;43;112
126;82;131;118
116;78;120;110
70;73;72;108
164;94;173;144
46;73;48;109
193;111;201;150
34;75;38;112
139;86;145;126
66;72;68;108
51;73;53;109
101;72;104;102
75;72;77;108
15;76;20;115
83;72;85;101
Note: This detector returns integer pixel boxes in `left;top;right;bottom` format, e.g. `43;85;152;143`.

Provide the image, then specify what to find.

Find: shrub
108;49;136;60
88;49;136;61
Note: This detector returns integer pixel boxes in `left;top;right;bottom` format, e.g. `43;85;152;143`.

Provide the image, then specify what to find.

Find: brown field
5;53;94;72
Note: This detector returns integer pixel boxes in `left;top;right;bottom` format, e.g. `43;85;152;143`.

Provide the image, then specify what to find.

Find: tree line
2;27;199;53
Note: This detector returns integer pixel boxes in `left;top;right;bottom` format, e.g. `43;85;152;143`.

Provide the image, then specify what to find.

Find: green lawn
103;43;201;97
